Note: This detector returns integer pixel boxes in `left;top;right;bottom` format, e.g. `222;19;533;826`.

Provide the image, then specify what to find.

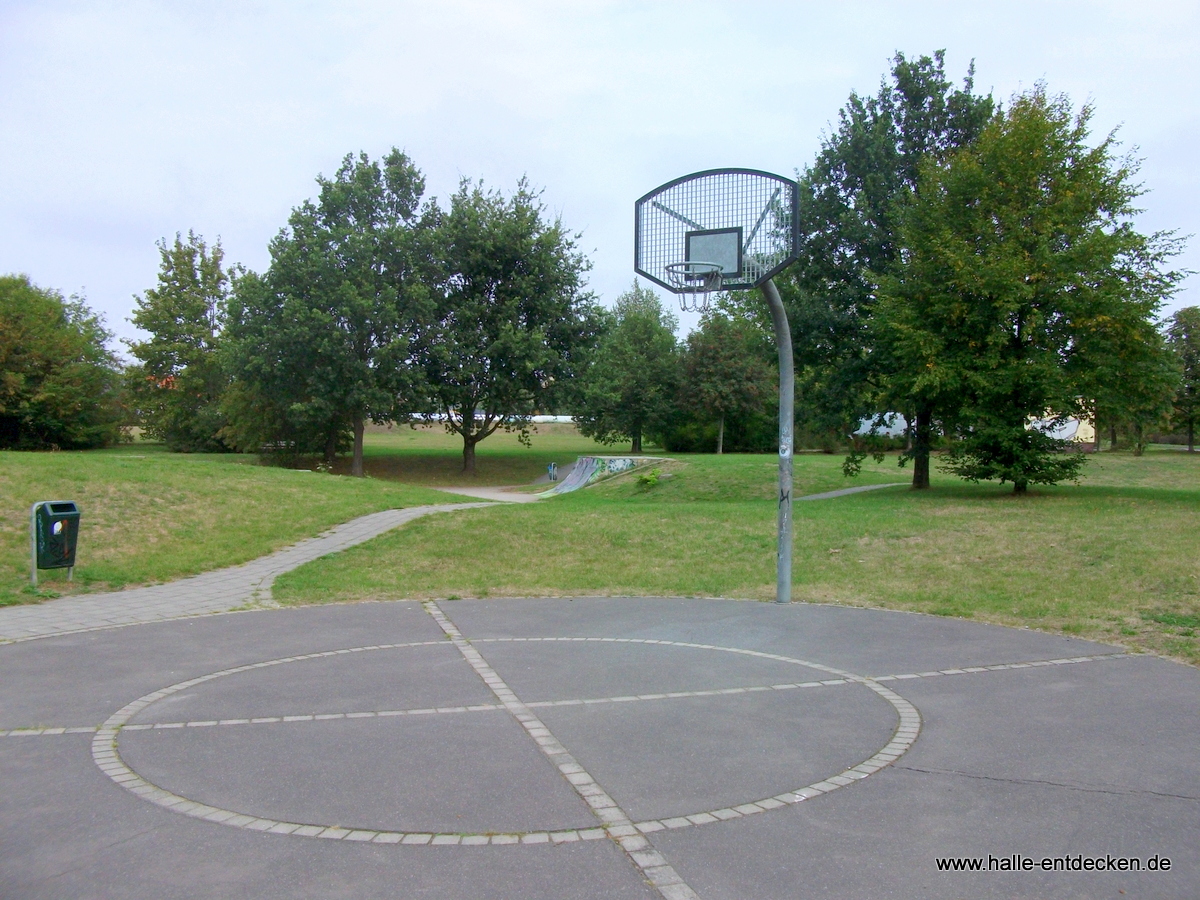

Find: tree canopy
782;50;994;485
223;150;432;473
424;178;601;473
0;275;124;449
680;311;774;454
575;283;679;453
875;87;1184;492
1167;307;1200;451
128;232;234;452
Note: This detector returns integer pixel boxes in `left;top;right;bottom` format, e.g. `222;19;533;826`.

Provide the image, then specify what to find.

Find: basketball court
2;596;1197;899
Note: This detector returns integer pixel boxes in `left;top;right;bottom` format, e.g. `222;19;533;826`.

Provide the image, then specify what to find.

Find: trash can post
31;500;81;587
30;502;39;588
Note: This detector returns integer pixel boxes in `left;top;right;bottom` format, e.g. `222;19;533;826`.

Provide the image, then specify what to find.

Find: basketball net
665;261;723;313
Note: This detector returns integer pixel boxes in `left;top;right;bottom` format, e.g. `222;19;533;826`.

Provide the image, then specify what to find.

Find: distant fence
408;413;575;424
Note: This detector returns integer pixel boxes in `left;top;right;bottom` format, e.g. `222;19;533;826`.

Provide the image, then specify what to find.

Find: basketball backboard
634;168;798;293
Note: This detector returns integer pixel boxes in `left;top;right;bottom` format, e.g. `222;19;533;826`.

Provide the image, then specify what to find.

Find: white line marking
78;634;1124;850
18;649;1122;731
424;601;701;900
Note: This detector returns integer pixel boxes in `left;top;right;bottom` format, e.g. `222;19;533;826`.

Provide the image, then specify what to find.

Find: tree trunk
717;415;724;455
1013;479;1028;495
459;405;478;474
911;405;932;490
1188;420;1194;453
631;429;642;454
323;429;338;467
1109;423;1117;450
351;414;364;477
1093;417;1103;453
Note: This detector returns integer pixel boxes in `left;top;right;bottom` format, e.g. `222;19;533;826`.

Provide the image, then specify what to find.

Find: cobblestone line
424;602;702;900
466;638;924;836
868;652;1131;682
0;503;493;643
7;650;1129;737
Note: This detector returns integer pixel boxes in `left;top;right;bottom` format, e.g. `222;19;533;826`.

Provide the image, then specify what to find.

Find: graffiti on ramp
539;456;666;495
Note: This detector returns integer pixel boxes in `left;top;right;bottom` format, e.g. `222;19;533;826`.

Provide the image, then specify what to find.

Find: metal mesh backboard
635;169;798;292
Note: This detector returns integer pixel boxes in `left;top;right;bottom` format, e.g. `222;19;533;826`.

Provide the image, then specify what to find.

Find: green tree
782;50;994;486
0;275;124;449
1074;306;1175;454
1167;307;1200;451
223;150;432;474
575;283;679;453
680;311;773;453
876;87;1185;493
128;232;234;451
1078;316;1179;457
424;178;601;473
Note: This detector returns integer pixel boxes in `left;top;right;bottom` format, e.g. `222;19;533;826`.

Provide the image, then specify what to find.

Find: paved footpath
0;503;492;643
796;482;907;501
432;486;544;503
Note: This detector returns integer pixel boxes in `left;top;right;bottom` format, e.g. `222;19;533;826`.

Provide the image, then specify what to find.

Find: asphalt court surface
2;597;1197;899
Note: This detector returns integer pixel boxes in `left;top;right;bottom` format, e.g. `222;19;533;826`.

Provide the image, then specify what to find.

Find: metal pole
761;278;793;603
30;502;39;588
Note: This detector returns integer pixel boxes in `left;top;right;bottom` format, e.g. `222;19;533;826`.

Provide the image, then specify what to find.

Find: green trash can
30;500;81;586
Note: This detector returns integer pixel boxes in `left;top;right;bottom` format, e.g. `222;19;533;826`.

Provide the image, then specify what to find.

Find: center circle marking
92;638;921;846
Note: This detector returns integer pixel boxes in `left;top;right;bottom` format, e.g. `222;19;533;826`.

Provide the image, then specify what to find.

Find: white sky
2;0;1197;349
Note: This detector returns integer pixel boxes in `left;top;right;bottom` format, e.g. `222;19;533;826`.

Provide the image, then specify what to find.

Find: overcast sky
2;0;1197;349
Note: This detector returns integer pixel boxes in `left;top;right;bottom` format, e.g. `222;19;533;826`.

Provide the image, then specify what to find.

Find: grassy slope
275;448;1200;665
0;444;467;605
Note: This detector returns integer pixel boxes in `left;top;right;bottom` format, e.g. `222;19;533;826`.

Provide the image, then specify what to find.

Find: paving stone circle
91;604;921;851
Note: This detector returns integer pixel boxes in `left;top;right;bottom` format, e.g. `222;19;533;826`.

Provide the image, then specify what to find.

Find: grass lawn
0;443;471;606
7;424;1197;667
274;446;1200;666
326;422;617;486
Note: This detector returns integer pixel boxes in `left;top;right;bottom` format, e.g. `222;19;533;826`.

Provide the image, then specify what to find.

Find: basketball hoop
665;261;723;312
635;168;799;604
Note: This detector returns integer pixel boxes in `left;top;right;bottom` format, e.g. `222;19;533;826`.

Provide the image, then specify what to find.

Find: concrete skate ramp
540;456;666;495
